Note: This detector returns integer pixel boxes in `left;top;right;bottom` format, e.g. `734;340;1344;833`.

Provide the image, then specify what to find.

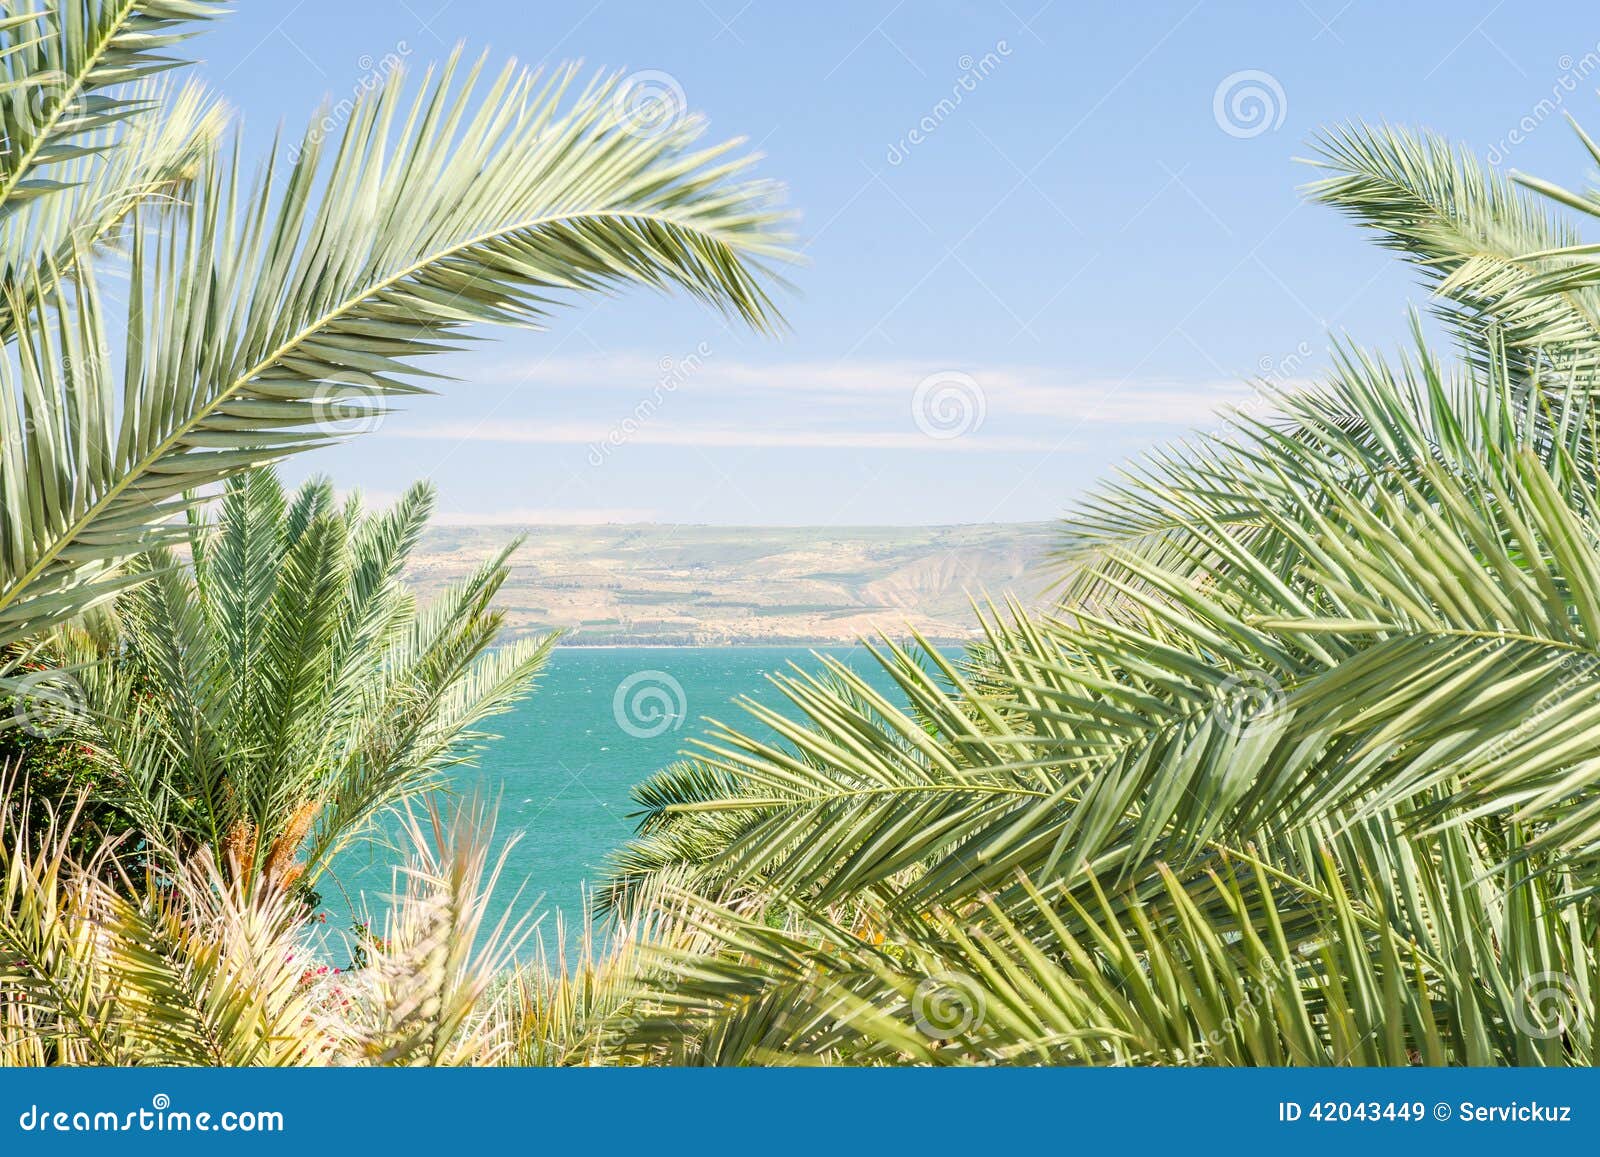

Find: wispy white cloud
390;356;1285;450
469;354;1274;425
431;505;661;526
331;488;659;525
388;420;1064;452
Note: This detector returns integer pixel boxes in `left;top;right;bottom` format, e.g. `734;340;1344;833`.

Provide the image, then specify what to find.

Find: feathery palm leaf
63;468;555;887
616;820;1594;1067
0;49;790;653
1305;123;1600;376
0;0;223;218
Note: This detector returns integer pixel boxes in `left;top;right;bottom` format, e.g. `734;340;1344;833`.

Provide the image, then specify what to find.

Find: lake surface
319;645;901;955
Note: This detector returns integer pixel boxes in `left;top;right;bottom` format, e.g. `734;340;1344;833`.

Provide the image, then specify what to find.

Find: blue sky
194;1;1600;525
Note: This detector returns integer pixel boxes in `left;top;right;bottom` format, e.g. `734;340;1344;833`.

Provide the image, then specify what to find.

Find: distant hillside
404;522;1057;645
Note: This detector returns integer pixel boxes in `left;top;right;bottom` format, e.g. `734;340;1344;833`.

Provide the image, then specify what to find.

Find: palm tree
598;121;1600;1065
51;466;553;890
0;1;789;664
0;0;788;1069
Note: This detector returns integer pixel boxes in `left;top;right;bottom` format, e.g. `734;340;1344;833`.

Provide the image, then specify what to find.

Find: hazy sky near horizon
196;1;1600;525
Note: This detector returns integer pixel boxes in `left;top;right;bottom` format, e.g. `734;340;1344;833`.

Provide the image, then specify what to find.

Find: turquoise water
318;645;899;952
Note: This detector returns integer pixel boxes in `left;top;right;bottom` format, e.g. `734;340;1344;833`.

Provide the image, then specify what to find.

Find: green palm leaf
0;0;224;218
64;468;555;884
0;50;791;652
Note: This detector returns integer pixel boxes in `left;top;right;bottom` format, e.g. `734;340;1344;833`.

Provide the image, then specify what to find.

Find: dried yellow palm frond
495;886;657;1067
341;796;531;1067
101;853;340;1066
3;778;591;1067
0;774;118;1066
498;905;634;1067
0;776;338;1066
489;871;755;1067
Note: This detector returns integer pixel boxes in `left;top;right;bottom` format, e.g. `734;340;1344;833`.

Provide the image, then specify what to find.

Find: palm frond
0;51;791;650
65;468;555;885
1305;122;1600;373
0;0;224;218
